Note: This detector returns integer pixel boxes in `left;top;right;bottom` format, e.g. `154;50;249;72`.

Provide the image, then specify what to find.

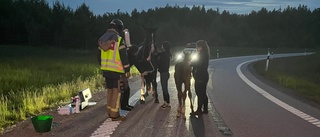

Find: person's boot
121;106;132;111
111;116;126;121
127;105;134;109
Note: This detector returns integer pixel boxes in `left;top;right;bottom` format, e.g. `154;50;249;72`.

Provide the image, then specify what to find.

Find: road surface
2;53;320;137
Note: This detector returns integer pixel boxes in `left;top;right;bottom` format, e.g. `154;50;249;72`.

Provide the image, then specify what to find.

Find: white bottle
75;96;80;113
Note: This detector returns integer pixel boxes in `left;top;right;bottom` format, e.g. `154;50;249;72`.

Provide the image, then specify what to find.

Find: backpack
98;40;115;51
98;32;116;51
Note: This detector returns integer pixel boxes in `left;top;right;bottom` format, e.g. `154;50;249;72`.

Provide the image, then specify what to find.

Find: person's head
162;41;171;51
109;19;124;33
196;40;210;57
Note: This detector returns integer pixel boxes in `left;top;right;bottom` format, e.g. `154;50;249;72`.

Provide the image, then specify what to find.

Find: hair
162;41;172;58
196;40;210;57
162;41;171;51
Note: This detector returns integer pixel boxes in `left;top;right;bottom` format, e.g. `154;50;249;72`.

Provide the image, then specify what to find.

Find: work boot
127;105;134;109
121;106;132;111
111;116;126;121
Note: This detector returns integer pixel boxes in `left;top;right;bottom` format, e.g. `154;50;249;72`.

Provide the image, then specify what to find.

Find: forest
1;0;319;50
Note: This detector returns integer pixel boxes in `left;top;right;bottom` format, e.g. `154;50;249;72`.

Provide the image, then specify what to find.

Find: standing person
158;41;172;108
190;40;210;116
97;19;130;121
120;29;134;111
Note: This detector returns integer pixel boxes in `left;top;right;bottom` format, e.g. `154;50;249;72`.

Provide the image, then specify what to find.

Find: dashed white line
90;77;161;137
236;59;320;128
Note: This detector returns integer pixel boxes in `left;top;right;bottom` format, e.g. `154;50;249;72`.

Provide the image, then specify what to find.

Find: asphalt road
2;53;320;137
101;52;320;137
209;53;320;137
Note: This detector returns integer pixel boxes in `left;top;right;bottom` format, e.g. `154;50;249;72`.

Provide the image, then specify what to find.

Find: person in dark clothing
97;19;130;121
119;29;134;111
190;40;210;116
158;41;172;109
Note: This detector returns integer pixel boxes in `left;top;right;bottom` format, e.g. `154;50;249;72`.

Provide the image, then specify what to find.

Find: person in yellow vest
97;19;130;121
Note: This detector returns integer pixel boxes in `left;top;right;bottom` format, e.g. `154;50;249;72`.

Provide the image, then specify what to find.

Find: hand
126;72;131;78
142;71;148;75
146;55;151;61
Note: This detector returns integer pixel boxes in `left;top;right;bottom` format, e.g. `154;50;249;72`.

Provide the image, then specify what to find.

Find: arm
97;48;101;65
119;39;130;73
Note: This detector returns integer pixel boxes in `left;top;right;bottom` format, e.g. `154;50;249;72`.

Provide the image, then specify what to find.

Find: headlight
176;53;183;61
191;54;198;61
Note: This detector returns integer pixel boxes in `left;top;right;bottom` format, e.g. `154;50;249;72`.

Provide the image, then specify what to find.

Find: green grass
0;45;140;132
253;52;320;104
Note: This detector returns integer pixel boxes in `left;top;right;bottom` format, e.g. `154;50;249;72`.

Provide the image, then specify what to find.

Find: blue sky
46;0;320;15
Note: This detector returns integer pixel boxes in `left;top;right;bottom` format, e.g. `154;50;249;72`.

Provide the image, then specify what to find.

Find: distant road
209;53;320;137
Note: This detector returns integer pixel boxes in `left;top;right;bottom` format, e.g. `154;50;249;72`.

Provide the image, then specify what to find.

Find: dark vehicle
175;43;198;62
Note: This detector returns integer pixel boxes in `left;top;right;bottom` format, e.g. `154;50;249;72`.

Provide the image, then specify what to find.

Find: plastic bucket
31;115;53;133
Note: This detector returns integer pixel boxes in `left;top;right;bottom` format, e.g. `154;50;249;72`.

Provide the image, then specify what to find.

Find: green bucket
31;115;54;133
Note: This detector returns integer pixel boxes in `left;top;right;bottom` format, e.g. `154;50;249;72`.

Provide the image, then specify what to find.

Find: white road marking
91;77;161;137
236;59;320;128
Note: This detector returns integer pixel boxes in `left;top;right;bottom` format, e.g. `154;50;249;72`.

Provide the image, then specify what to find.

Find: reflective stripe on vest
100;36;124;73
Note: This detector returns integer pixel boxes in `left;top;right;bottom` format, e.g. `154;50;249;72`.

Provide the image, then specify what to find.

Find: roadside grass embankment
0;46;140;132
253;52;320;106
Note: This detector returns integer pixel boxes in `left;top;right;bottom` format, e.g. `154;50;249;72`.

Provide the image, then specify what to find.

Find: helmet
110;19;124;32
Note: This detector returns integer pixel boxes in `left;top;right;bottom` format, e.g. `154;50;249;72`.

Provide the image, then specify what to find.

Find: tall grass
0;46;105;131
254;52;320;104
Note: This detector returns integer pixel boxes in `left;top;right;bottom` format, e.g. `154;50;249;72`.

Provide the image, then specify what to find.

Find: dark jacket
158;50;171;73
191;51;209;81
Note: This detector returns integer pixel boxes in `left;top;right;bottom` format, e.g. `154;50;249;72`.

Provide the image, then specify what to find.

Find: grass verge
253;52;320;105
0;45;140;132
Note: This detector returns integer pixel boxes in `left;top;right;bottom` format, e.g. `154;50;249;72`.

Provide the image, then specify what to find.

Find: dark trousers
160;71;170;103
120;74;130;108
195;78;208;111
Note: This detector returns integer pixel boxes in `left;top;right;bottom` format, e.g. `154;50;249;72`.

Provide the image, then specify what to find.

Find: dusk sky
46;0;320;15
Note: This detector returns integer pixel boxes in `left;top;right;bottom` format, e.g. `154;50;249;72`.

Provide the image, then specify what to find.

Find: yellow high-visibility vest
100;36;124;73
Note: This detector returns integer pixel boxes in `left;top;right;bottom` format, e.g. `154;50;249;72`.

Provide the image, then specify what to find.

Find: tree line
1;0;319;50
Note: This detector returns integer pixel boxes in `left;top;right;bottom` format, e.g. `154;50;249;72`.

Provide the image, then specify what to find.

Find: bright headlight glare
191;54;198;61
176;54;183;60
